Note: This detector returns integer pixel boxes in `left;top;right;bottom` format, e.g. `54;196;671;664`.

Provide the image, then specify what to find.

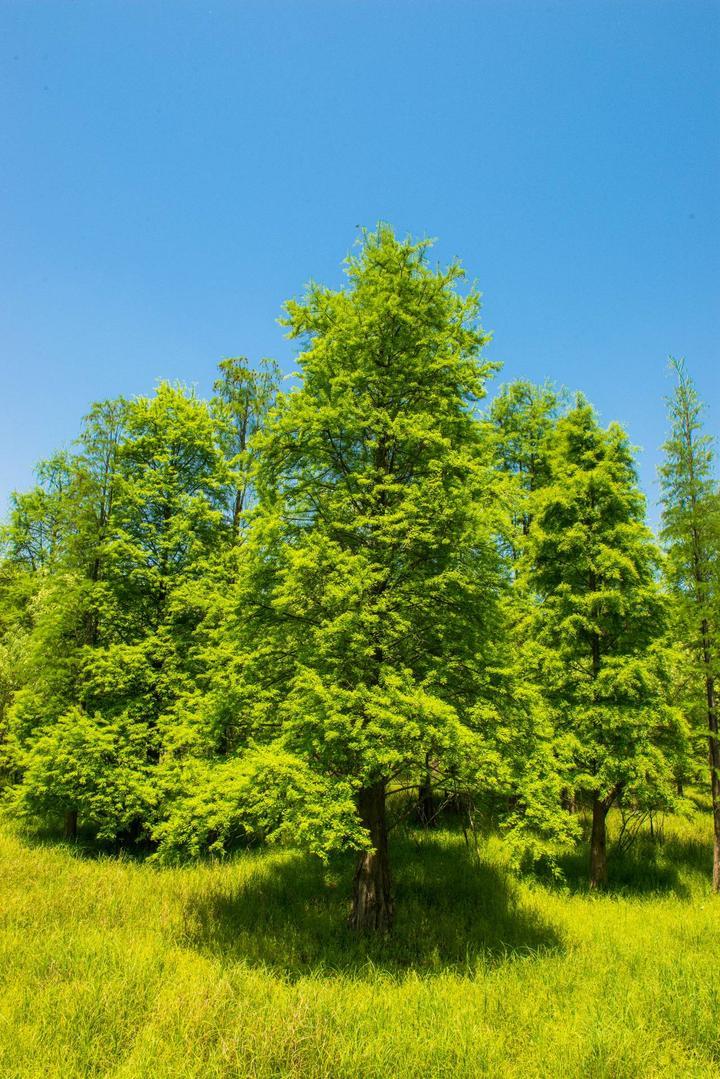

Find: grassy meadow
1;807;719;1079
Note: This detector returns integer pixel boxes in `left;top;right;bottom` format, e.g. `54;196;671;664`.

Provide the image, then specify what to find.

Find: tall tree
660;358;720;891
489;381;580;825
211;227;507;930
526;399;686;888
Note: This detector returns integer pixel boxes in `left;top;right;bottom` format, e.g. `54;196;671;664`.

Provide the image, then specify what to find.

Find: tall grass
1;809;719;1077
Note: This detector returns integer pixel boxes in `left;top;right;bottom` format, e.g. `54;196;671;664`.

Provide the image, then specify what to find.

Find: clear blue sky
1;1;718;525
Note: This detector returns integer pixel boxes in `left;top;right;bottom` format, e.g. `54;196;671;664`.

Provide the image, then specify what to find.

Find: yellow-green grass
1;810;719;1078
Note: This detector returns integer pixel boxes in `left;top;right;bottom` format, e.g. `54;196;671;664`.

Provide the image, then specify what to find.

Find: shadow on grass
531;830;709;899
14;824;152;862
178;830;564;978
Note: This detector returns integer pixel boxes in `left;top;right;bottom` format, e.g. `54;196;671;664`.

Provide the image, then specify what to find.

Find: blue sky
1;1;718;525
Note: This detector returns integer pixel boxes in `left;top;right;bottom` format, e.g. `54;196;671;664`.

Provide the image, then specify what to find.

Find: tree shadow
531;832;709;899
177;830;564;979
11;822;153;862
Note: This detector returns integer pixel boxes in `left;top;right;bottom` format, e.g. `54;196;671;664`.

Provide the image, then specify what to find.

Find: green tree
12;705;153;841
526;399;686;887
1;402;130;836
1;448;92;830
77;383;229;820
490;381;580;827
4;384;228;842
210;227;508;930
660;358;720;890
3;453;73;571
0;561;36;787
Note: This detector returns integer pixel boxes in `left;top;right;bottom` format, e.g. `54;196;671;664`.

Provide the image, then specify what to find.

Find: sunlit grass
1;808;719;1077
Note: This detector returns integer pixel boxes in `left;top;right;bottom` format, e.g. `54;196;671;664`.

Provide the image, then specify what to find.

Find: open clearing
1;810;719;1078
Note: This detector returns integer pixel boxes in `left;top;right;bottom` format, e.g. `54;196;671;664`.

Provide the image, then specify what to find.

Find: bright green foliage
150;360;283;769
490;380;563;551
80;384;228;746
524;400;687;817
659;357;720;715
0;229;713;923
659;357;720;886
2;383;230;840
3;453;74;570
487;381;579;862
161;227;512;870
0;563;35;781
1;401;129;757
211;356;280;535
102;383;227;631
660;360;720;595
11;706;153;839
154;745;361;861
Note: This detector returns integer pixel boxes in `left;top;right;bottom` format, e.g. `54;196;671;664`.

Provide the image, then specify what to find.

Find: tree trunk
417;779;436;827
705;673;720;893
417;753;436;827
589;796;608;890
64;809;78;841
348;781;393;932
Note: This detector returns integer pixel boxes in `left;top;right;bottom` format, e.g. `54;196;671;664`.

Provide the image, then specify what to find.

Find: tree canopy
1;227;718;926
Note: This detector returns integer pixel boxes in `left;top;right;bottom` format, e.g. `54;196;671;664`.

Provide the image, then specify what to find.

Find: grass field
1;808;719;1078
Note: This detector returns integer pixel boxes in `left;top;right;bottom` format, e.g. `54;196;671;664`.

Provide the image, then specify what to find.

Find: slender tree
490;382;580;828
526;399;686;888
660;358;720;891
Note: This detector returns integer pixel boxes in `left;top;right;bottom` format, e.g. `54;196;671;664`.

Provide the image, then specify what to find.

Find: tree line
1;227;718;931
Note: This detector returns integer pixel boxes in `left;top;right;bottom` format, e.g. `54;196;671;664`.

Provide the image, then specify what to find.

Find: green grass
1;810;719;1078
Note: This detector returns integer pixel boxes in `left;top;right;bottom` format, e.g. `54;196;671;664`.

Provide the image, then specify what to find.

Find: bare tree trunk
349;781;393;932
589;796;609;890
64;809;78;841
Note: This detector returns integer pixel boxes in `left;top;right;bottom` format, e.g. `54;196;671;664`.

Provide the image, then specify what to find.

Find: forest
1;227;720;1073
